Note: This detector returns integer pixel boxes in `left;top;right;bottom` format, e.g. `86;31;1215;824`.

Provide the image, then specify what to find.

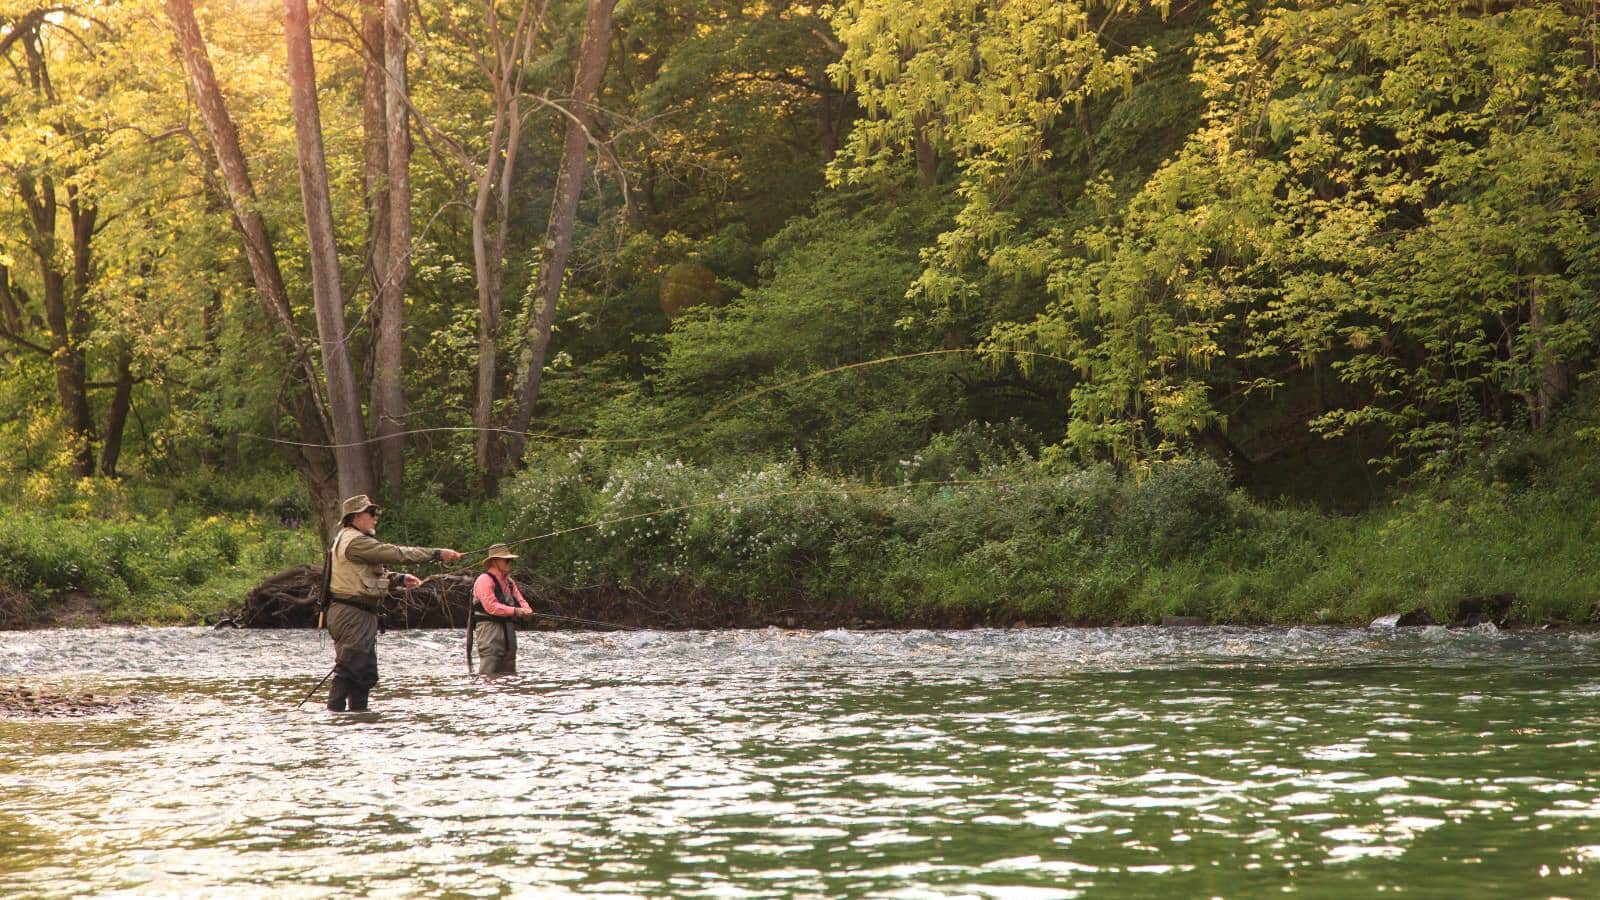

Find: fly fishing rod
530;611;640;631
296;665;336;710
242;348;1076;453
269;347;1071;704
295;475;1021;702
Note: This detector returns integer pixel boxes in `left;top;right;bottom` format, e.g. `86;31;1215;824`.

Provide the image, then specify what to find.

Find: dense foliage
2;0;1598;623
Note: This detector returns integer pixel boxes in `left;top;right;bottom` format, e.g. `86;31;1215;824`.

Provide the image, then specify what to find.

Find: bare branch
517;92;633;214
0;327;50;355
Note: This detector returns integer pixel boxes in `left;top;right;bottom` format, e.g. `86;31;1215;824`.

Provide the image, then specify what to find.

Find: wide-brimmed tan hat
341;494;381;518
483;543;519;562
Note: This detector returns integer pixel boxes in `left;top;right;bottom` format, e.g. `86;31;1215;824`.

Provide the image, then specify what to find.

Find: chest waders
466;575;519;674
325;529;381;711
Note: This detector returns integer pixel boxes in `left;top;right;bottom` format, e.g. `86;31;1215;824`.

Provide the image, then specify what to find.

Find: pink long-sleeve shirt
473;572;531;617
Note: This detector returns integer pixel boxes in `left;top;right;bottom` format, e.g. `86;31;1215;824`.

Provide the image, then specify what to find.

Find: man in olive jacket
325;494;461;711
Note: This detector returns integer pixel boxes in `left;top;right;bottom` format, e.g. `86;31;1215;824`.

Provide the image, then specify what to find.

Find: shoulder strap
318;546;334;611
473;573;517;619
317;529;350;620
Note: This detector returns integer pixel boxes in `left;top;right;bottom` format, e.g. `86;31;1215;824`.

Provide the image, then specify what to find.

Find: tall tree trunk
502;0;616;473
165;0;327;421
361;0;389;305
818;93;837;161
43;272;95;477
372;0;410;500
360;0;389;396
360;0;403;498
14;31;95;477
17;174;95;477
67;189;99;465
100;341;134;478
471;98;508;491
471;84;524;492
285;0;375;502
165;0;342;538
471;0;540;493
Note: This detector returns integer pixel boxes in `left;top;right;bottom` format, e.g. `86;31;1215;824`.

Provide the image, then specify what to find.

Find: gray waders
467;573;521;675
326;600;380;711
473;619;518;674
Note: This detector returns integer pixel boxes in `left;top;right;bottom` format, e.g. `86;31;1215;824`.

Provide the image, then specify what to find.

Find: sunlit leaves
828;0;1161;186
992;0;1600;465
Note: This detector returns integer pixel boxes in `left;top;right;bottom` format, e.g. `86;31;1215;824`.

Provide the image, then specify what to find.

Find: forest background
2;0;1599;629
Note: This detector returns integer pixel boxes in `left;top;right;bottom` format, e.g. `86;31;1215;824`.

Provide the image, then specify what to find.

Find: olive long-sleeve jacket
328;526;441;601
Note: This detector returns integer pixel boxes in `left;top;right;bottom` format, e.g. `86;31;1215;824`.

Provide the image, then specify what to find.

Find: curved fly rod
282;346;1071;705
441;475;1020;565
294;474;1032;707
244;347;1074;453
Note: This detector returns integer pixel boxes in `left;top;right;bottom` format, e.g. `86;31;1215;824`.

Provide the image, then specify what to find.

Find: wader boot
326;676;353;712
342;648;377;711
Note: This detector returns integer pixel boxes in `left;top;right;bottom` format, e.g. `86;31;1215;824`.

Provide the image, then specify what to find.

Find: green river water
1;625;1598;897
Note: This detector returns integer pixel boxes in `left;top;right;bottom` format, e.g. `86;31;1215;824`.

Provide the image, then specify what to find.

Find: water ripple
2;626;1599;896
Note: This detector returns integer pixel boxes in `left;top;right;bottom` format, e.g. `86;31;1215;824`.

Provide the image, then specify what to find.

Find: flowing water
2;625;1599;897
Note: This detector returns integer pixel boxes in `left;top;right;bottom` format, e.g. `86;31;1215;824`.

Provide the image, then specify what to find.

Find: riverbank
3;420;1598;630
0;470;319;629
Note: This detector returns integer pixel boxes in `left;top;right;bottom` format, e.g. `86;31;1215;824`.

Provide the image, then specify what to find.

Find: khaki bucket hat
483;543;519;562
341;494;381;518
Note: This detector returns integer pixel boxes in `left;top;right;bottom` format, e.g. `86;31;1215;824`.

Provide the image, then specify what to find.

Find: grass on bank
2;419;1598;627
484;418;1600;627
0;471;319;626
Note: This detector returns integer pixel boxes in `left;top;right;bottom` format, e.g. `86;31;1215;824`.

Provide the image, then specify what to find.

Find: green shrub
896;420;1043;483
0;481;317;625
591;455;714;581
1114;459;1239;563
7;422;1600;629
680;462;888;601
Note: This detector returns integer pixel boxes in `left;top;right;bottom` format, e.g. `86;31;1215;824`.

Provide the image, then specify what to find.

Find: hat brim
485;553;519;561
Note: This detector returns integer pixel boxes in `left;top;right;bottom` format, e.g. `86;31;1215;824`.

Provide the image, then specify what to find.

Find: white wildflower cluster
504;446;600;537
506;454;894;590
685;462;867;579
897;452;926;483
592;456;704;577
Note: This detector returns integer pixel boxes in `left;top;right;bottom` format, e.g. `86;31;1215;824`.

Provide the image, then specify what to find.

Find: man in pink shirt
469;543;534;674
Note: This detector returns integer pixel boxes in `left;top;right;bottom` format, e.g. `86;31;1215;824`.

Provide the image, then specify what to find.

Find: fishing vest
473;573;520;622
328;526;390;604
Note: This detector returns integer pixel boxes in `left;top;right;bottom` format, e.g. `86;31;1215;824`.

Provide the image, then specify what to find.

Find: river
2;625;1598;897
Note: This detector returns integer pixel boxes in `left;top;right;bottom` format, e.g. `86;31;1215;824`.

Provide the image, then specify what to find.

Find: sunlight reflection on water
2;626;1599;896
